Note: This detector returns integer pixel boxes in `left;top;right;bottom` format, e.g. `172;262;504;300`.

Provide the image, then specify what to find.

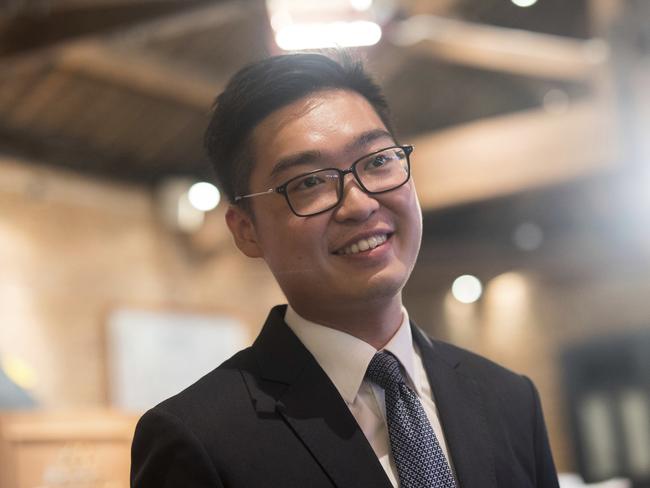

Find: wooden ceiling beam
107;0;252;47
390;15;609;81
411;99;621;211
1;1;251;108
0;0;193;14
56;41;220;108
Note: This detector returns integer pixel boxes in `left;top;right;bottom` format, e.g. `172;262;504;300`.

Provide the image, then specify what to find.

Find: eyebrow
269;129;394;179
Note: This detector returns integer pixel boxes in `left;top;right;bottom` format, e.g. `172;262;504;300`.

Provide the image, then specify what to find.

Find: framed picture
107;308;247;411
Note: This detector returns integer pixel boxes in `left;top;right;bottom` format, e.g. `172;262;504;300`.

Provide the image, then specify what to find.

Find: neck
289;295;404;350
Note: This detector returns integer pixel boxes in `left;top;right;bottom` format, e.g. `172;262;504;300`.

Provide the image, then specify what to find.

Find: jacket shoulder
152;346;256;420
426;337;535;399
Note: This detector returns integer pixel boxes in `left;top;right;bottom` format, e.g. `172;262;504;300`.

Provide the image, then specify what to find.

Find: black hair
204;51;393;205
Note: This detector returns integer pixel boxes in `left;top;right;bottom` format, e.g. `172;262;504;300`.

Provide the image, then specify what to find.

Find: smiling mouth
335;233;391;255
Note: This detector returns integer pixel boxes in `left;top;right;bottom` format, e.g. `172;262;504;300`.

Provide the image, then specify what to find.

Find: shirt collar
284;305;417;404
382;308;419;391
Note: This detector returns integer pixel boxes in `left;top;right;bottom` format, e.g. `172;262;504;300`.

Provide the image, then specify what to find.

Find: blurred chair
562;329;650;487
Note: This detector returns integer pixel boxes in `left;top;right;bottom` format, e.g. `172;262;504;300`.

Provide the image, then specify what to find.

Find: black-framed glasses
234;145;413;217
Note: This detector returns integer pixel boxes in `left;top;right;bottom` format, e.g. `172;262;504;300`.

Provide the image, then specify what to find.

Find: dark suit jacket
131;305;559;487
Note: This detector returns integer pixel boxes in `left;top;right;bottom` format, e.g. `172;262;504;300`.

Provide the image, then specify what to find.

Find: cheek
259;218;326;266
392;187;423;250
410;196;423;232
405;181;422;220
394;184;421;221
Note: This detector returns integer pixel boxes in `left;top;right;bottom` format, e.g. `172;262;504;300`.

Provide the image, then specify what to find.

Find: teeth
339;234;388;255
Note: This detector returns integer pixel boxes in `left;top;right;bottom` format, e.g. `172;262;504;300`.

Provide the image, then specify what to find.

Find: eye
295;174;325;190
369;154;389;168
363;149;403;171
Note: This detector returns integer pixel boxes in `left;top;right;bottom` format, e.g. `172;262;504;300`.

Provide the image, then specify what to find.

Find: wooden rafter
411;99;621;211
0;0;195;14
390;15;609;81
0;1;252;108
57;41;220;108
107;0;252;47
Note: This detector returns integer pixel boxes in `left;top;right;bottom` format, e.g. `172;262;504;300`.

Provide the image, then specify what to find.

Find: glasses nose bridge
339;166;364;191
334;165;374;214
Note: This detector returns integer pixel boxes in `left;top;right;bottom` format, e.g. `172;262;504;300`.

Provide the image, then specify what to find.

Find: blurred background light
511;0;538;7
350;0;373;12
485;272;530;310
513;221;544;251
451;274;483;304
188;182;220;212
1;355;37;390
275;21;381;50
482;271;534;353
267;0;385;50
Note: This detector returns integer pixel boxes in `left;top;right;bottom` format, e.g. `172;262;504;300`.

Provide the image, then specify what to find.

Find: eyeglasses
234;145;413;217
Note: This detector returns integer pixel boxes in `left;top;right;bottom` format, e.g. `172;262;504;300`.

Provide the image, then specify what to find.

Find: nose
333;173;379;222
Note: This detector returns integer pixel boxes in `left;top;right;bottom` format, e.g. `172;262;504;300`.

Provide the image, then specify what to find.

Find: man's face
227;89;422;316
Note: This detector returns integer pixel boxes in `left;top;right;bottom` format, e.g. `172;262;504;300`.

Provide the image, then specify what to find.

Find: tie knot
365;351;406;390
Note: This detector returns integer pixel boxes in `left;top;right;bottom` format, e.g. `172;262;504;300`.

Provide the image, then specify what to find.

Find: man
131;52;559;487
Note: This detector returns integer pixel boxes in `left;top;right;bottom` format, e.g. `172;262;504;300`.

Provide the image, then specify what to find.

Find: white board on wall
107;308;247;412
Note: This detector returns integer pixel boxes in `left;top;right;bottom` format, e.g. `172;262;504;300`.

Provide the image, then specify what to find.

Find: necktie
366;351;456;488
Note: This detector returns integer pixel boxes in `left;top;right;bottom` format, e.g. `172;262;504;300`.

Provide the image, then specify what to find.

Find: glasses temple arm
233;188;275;202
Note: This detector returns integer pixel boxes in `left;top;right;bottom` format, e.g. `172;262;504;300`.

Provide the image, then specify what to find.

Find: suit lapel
412;325;497;488
246;306;392;488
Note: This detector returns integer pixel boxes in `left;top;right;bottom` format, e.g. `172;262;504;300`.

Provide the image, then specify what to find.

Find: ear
225;205;263;258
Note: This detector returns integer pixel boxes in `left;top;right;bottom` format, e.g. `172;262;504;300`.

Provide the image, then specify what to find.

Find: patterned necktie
366;351;457;488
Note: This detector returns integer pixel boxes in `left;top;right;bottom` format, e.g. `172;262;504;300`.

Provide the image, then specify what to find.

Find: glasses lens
285;169;340;216
356;147;409;193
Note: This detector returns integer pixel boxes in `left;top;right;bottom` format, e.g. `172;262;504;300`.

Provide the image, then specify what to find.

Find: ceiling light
266;0;388;51
451;275;483;304
188;182;220;212
275;21;382;50
511;0;538;7
350;0;373;11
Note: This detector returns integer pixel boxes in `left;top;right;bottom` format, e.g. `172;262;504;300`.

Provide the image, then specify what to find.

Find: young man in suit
131;53;560;487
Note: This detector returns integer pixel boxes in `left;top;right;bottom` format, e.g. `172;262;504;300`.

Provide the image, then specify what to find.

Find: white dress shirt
284;305;457;487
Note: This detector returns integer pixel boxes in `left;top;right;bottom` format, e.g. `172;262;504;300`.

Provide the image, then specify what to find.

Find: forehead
249;89;389;179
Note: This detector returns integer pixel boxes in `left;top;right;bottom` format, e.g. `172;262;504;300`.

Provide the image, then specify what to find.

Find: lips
335;233;390;255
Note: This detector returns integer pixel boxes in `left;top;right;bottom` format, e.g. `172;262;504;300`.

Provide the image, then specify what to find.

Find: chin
345;271;407;303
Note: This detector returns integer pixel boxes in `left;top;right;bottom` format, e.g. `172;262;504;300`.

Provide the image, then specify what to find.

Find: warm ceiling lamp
267;0;393;50
511;0;538;7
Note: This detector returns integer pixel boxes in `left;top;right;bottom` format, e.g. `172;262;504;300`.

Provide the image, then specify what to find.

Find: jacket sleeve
131;406;224;488
524;376;560;488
